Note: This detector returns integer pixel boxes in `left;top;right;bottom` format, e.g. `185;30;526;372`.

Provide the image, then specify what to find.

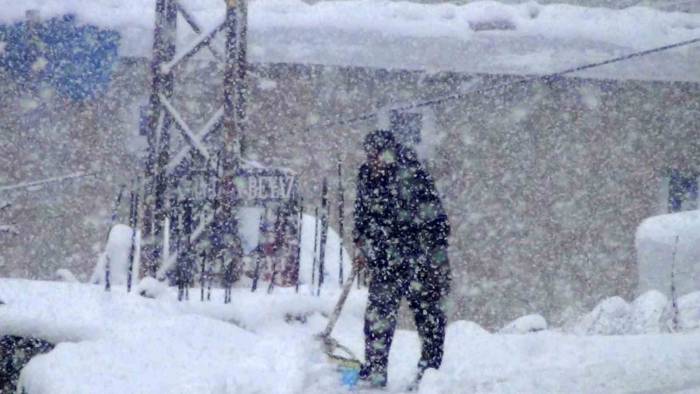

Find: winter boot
406;362;432;392
358;364;388;389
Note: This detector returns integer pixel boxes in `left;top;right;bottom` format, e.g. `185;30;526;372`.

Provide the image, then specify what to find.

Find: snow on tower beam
161;21;226;74
142;0;177;278
172;0;224;62
222;0;242;167
166;107;224;175
159;94;217;163
213;0;246;281
236;0;249;130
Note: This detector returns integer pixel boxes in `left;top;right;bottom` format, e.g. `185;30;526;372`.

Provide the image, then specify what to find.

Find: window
668;169;698;212
389;109;422;147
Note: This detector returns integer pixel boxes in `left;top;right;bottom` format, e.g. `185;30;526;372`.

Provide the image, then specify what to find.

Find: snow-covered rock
562;290;697;335
135;277;170;299
676;292;700;332
500;314;547;334
661;291;700;332
54;268;79;283
629;290;667;334
572;296;631;335
448;320;490;337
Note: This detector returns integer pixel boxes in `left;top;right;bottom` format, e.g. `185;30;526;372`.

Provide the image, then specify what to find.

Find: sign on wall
232;168;298;206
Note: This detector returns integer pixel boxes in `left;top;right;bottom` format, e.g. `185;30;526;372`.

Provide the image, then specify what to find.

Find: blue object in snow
340;366;360;389
0;13;120;101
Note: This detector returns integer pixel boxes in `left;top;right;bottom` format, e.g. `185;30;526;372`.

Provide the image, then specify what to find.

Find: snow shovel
316;263;362;369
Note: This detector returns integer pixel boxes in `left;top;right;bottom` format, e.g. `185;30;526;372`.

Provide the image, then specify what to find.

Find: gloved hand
353;240;367;269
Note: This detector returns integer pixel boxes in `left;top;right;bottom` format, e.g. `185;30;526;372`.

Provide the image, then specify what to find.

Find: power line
303;36;700;133
0;172;99;193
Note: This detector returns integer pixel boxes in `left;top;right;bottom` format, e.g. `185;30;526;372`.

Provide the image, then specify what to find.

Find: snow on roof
0;0;699;81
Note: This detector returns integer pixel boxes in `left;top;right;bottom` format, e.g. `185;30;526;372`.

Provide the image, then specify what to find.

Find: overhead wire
302;36;700;133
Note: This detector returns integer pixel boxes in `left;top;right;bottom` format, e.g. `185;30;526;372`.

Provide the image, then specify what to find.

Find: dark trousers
361;259;448;385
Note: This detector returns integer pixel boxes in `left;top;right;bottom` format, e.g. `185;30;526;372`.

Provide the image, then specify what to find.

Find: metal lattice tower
140;0;248;281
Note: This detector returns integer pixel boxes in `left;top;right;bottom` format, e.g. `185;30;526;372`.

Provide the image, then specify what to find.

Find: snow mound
0;279;358;393
420;329;700;394
135;277;170;299
500;314;547;334
572;296;631;335
662;291;700;332
90;224;141;287
629;290;667;334
54;268;79;283
677;292;700;332
298;213;351;290
18;314;307;394
4;279;700;393
567;290;700;335
447;320;490;337
636;211;700;298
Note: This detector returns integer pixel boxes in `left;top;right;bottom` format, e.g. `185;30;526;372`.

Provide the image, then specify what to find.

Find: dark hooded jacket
353;131;450;287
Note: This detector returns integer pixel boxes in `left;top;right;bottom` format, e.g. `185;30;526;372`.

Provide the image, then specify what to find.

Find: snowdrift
636;211;700;298
565;290;700;335
90;224;141;287
3;279;700;393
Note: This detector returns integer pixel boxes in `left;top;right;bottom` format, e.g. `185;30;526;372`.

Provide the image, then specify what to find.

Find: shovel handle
321;263;359;338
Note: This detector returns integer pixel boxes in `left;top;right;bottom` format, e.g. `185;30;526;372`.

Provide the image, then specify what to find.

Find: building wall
0;60;148;280
244;64;700;327
1;60;698;327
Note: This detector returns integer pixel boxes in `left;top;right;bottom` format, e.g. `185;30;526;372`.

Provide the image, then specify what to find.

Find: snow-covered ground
0;0;698;81
2;278;700;394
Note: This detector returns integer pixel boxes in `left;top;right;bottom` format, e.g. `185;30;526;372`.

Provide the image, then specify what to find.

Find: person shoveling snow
348;129;452;390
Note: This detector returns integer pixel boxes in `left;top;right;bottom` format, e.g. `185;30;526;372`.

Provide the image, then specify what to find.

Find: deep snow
2;279;700;393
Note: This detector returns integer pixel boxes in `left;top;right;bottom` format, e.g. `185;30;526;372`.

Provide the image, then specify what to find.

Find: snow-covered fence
91;223;141;288
89;167;353;302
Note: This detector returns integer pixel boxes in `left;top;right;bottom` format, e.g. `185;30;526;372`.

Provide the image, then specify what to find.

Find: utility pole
216;0;247;285
142;0;177;278
141;0;248;284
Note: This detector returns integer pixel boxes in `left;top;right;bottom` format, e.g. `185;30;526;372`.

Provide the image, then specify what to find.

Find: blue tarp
0;14;120;101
